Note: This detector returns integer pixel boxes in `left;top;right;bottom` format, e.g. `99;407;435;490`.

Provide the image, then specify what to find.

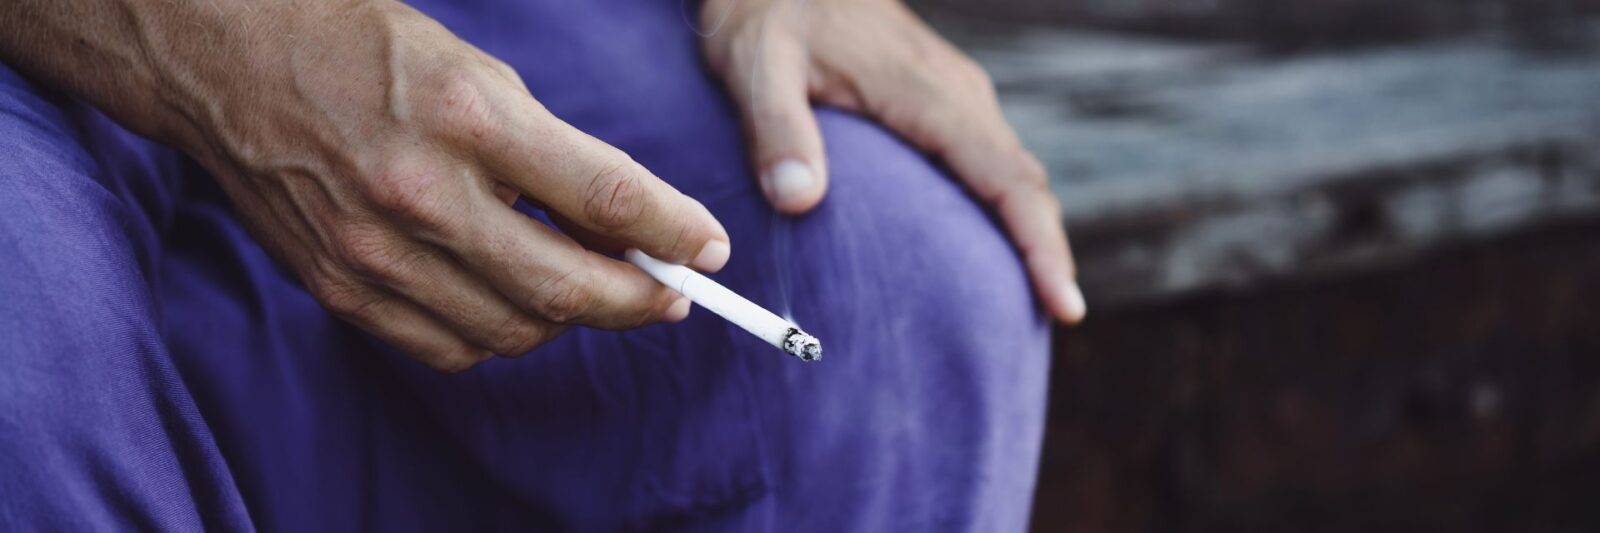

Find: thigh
748;110;1052;533
0;2;1051;529
0;62;250;531
402;2;1053;530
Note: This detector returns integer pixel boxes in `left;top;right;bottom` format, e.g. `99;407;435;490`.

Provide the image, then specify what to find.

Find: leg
0;59;557;531
3;1;1049;529
0;62;251;531
394;1;1053;529
760;110;1051;533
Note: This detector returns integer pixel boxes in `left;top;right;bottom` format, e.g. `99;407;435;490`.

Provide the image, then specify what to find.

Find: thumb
732;39;828;214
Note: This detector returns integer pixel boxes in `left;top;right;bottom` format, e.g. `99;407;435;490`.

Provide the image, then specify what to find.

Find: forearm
3;1;221;143
0;0;395;152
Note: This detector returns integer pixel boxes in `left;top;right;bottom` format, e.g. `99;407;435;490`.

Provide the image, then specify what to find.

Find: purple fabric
0;1;1049;530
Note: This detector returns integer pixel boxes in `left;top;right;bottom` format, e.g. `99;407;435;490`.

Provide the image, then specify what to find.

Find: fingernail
692;239;731;272
762;159;815;207
663;296;692;322
1061;281;1088;323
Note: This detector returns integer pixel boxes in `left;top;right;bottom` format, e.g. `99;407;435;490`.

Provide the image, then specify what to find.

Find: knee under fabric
0;1;1050;529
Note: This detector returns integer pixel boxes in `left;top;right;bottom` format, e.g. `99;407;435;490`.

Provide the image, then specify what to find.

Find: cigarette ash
782;327;822;362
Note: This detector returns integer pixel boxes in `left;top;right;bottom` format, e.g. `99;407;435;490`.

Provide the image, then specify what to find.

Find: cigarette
626;249;821;362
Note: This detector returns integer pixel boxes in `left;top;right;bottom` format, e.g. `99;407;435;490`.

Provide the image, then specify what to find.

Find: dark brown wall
1033;220;1600;531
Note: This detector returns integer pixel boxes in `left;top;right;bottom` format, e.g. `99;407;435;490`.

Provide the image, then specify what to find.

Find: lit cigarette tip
784;328;822;362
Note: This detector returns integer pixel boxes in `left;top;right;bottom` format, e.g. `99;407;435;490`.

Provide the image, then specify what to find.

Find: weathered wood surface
932;16;1600;308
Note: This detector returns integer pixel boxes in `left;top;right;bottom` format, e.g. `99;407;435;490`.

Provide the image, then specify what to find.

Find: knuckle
423;66;499;141
482;57;520;82
486;317;548;355
365;159;459;231
331;224;407;281
1009;176;1055;208
666;220;696;259
1016;152;1050;188
991;165;1057;216
1021;178;1063;217
582;160;649;231
1040;187;1063;215
528;269;593;324
956;56;995;95
896;62;942;98
311;278;381;318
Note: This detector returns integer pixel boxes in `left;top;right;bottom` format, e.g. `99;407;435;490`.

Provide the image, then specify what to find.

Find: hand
701;0;1087;323
0;0;731;371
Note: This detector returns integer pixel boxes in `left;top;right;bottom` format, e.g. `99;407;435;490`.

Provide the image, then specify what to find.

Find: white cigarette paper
626;249;821;362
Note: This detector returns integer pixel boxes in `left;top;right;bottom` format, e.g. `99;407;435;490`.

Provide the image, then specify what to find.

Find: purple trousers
0;1;1048;530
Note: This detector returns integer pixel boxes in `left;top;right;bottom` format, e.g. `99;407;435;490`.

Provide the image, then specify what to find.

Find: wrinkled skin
0;0;1082;372
1;0;735;371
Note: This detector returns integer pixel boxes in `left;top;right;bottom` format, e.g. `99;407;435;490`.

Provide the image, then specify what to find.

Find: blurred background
907;0;1600;530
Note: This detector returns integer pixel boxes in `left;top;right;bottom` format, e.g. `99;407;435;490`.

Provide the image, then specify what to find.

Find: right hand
0;0;730;371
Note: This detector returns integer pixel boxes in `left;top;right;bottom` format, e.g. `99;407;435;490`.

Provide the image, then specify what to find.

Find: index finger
464;85;732;272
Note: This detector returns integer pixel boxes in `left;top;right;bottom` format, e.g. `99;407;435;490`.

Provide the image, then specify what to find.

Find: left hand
700;0;1087;324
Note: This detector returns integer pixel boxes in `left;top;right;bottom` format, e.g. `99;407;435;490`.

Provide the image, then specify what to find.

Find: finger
333;223;569;354
421;184;693;330
726;34;828;214
441;77;732;272
871;60;1086;323
544;209;626;254
945;121;1086;324
311;279;494;373
989;168;1087;324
